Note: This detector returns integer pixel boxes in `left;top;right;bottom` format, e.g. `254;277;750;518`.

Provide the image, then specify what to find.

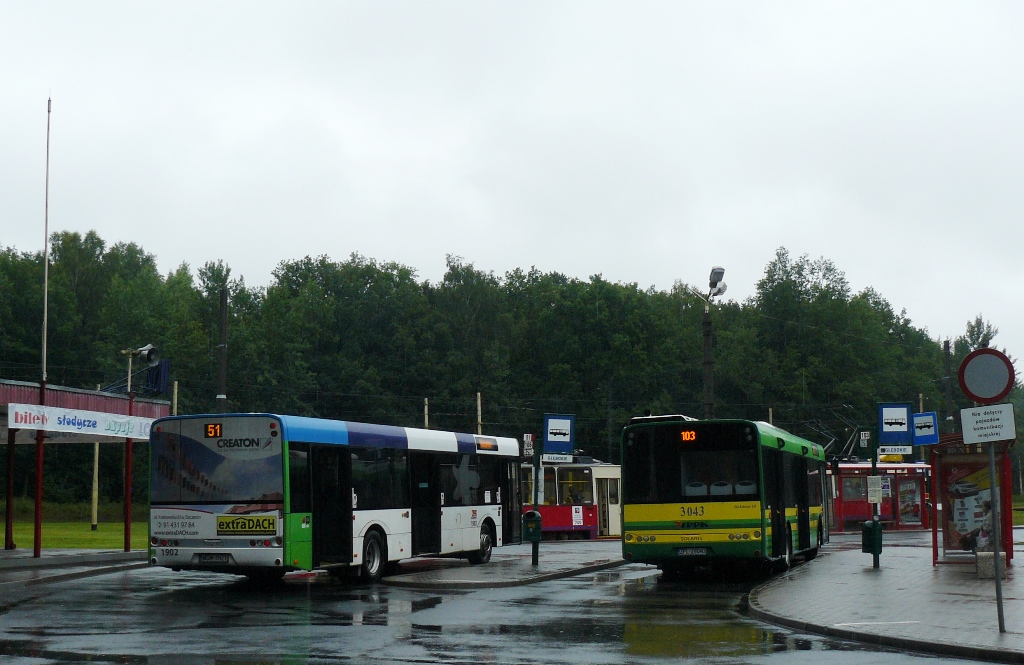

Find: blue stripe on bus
279;416;350;445
347;421;407;449
455;432;476;454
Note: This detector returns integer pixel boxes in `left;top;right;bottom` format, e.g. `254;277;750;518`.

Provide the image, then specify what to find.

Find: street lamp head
708;267;725;290
122;343;159;365
136;344;159;365
710;283;727;298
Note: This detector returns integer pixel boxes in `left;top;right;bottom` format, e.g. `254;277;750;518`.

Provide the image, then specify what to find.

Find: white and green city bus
149;414;522;582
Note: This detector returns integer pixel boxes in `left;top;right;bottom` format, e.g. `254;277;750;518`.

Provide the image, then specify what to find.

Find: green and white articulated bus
621;415;829;577
149;414;522;583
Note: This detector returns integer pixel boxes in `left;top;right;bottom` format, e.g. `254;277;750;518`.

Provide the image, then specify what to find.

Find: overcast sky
4;3;1023;364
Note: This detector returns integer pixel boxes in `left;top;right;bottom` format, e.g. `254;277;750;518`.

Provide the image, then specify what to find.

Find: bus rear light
275;537;283;545
264;540;271;547
151;537;158;545
250;540;257;547
160;540;167;547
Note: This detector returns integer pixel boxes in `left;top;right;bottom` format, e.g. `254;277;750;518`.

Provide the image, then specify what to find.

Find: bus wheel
468;524;493;565
360;531;386;583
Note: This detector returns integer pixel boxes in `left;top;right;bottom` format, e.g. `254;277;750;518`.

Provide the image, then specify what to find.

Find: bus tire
360;531;386;583
468;523;493;565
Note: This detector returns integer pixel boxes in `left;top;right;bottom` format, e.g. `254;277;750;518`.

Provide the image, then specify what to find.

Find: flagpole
42;97;51;383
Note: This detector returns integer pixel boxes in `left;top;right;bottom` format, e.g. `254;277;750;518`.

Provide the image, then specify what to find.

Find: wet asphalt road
0;555;964;664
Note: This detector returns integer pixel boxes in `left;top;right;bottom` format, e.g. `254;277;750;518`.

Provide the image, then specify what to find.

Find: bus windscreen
151;416;283;507
623;422;759;504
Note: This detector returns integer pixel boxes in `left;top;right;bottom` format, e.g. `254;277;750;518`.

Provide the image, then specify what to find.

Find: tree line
1;231;1020;503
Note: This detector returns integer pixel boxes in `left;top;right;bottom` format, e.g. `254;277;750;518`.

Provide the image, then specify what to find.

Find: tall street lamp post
120;344;158;552
701;267;727;420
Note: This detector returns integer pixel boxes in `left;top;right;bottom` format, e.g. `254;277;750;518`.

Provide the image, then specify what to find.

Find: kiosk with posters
930;433;1013;566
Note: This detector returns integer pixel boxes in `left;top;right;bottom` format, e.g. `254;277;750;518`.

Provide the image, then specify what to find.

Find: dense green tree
2;233;1019;501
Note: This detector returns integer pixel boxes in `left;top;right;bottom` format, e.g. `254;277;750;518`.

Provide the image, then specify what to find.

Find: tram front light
625;533;634;542
753;530;762;539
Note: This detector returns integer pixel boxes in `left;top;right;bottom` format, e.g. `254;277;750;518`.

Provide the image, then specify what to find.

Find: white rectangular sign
878;445;912;456
867;475;883;504
542;453;572;463
8;403;155;441
961;403;1016;444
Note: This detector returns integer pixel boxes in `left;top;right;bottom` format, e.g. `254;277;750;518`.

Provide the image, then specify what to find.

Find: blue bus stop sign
878;403;913;444
911;412;939;445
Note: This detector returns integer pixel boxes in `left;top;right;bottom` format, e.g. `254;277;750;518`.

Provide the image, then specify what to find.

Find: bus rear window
151;417;283;507
623;422;759;504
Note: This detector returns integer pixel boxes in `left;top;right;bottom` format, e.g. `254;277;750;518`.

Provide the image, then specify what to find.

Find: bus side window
288;442;311;513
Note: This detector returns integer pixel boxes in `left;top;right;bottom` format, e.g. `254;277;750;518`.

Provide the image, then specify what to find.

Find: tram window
842;477;867;501
608;479;619;504
543;468;557;505
557;468;593;505
521;467;534;505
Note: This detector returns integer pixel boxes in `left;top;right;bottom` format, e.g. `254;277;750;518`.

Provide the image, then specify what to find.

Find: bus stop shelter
1;379;170;556
930;432;1013;566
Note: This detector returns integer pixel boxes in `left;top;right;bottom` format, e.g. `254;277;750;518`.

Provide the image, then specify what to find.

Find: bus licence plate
198;553;229;564
676;547;707;557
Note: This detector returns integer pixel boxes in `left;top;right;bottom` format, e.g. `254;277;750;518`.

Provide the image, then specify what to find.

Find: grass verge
3;521;149;550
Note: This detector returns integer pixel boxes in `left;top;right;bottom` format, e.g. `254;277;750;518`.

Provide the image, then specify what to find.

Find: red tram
522;458;621;539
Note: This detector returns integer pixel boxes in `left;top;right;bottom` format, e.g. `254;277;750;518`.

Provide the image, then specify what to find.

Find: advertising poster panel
939;454;991;553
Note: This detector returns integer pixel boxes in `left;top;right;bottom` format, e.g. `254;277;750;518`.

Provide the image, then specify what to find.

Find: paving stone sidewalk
750;543;1024;663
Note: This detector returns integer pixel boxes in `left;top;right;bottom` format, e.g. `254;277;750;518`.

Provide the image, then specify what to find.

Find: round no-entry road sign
958;347;1015;404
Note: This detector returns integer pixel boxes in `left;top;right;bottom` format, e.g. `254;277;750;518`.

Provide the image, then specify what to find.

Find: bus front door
410;452;441;555
311;445;353;567
763;447;787;558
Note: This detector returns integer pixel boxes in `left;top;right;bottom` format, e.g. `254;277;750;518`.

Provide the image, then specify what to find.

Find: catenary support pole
424;397;429;429
34;381;46;558
477;392;482;435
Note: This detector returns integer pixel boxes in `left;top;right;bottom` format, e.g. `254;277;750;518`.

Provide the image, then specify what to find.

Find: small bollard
523;510;542;566
861;519;882;568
